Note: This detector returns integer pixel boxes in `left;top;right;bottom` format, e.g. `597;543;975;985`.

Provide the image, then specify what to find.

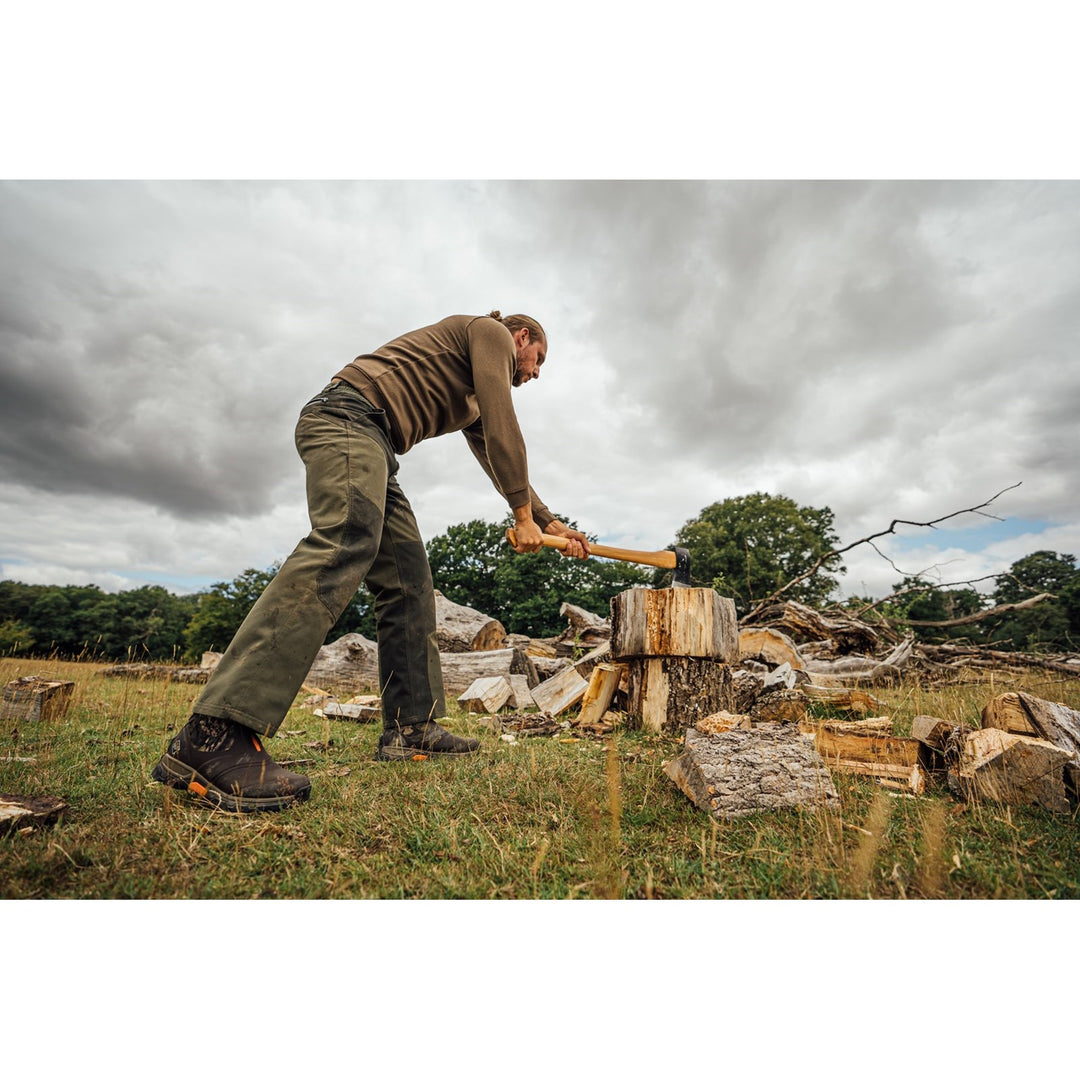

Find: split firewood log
981;692;1080;798
948;728;1072;813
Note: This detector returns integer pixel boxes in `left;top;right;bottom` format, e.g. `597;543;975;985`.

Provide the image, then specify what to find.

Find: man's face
512;329;546;387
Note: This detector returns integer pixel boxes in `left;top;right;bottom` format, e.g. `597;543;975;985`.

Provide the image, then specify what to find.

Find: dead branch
901;592;1055;629
740;483;1022;625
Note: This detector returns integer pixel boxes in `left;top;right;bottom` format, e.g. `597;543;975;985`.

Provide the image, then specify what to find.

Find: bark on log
611;587;738;660
440;648;539;694
664;725;840;820
800;686;889;714
305;634;381;692
917;643;1080;678
305;634;538;696
0;793;69;836
948;728;1072;813
434;590;506;652
626;657;737;736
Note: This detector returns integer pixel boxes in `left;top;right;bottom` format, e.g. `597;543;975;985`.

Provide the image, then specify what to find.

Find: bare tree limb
741;483;1023;625
900;592;1055;628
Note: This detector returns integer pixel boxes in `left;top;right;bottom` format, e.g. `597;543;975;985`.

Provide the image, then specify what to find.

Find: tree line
3;495;1078;662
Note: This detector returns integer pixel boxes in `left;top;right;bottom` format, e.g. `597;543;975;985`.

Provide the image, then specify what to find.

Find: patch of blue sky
885;517;1050;555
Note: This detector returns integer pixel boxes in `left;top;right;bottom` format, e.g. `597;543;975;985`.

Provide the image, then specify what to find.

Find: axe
505;529;692;587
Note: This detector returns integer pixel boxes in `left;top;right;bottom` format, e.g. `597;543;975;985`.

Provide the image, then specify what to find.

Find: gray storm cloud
1;179;1078;595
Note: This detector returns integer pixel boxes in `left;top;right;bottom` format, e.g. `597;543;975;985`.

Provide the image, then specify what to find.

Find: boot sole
151;753;311;813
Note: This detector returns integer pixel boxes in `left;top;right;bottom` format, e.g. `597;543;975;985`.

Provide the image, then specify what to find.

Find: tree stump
610;588;739;735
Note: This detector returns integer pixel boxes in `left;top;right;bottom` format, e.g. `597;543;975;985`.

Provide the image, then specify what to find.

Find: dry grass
3;656;1080;899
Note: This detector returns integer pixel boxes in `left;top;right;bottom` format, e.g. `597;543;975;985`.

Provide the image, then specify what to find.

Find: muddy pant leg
364;475;446;730
194;411;389;737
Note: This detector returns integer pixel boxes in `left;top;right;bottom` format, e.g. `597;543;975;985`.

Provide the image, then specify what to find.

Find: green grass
3;656;1080;899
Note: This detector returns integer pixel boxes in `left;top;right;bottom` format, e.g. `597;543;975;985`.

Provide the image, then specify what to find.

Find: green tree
669;492;843;615
0;619;36;656
986;550;1079;650
183;567;279;657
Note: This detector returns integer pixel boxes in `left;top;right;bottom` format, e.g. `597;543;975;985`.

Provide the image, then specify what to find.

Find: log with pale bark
738;627;805;670
801;637;916;687
556;602;611;648
433;590;506;652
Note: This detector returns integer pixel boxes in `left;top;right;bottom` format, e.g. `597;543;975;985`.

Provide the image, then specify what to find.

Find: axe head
672;547;691;588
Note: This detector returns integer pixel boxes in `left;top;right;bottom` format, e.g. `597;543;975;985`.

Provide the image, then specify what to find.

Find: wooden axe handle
505;528;677;571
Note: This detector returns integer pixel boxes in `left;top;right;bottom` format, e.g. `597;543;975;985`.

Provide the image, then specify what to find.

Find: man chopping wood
151;312;590;812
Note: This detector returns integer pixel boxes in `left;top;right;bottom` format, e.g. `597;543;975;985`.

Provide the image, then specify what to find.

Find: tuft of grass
2;657;1080;899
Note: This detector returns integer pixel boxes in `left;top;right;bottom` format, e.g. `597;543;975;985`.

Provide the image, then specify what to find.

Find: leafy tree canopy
670;492;844;615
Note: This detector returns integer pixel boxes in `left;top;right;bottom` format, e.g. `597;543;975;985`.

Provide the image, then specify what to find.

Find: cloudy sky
2;177;1077;603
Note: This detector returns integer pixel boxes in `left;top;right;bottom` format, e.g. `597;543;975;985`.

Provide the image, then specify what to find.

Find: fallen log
556;602;611;647
665;725;840;820
434;590;506;652
917;643;1080;678
751;599;884;654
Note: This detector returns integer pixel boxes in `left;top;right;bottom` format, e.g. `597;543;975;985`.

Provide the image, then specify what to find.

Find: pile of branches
747;598;1080;686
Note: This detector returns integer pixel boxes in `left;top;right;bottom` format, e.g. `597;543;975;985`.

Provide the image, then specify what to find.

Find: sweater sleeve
462;420;556;529
465;317;534;511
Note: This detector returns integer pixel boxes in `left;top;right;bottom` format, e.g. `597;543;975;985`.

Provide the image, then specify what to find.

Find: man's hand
545;520;590;560
509;514;545;552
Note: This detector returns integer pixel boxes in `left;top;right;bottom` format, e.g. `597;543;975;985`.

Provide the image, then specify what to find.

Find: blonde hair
487;310;546;345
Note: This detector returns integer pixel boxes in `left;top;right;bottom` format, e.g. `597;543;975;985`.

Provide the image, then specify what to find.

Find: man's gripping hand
545;520;590;560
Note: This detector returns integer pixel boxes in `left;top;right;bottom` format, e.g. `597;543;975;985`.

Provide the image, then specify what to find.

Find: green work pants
194;381;446;737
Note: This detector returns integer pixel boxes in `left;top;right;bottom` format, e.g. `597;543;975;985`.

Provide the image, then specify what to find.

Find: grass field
3;655;1079;900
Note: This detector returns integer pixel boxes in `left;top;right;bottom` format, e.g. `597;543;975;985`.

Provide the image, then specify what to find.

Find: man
151;311;589;813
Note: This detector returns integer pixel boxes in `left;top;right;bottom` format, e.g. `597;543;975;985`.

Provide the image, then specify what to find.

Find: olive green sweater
333;314;554;527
